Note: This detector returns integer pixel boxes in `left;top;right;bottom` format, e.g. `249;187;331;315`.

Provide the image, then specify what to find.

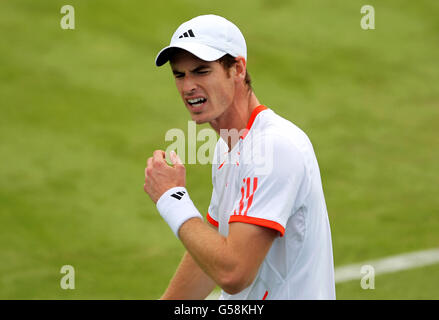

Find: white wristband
156;187;202;238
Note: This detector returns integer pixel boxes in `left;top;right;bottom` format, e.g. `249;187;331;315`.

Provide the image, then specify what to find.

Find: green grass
336;264;439;299
0;0;438;299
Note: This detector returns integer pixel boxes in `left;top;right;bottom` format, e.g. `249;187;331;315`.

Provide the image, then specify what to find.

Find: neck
209;90;260;150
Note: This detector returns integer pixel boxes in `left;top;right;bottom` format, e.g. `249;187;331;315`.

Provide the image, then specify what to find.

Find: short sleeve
228;135;306;236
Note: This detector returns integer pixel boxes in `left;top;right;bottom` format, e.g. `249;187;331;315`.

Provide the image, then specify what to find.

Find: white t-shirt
206;105;336;300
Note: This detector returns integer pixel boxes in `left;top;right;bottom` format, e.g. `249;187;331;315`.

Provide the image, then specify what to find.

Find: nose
182;76;197;95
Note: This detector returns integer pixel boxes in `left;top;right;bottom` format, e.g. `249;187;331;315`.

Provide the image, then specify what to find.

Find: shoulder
240;108;316;177
260;109;312;147
245;109;312;158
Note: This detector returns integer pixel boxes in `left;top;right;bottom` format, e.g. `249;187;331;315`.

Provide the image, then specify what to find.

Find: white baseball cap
155;14;247;67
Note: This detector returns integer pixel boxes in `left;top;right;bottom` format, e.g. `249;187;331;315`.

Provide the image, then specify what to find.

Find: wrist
156;187;202;238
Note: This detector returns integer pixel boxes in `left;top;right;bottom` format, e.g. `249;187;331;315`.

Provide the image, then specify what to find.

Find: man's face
170;50;235;124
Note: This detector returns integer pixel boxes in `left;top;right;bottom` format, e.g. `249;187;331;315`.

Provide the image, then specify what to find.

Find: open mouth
187;97;207;108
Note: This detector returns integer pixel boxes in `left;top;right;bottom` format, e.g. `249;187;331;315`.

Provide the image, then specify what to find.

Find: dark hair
217;54;253;92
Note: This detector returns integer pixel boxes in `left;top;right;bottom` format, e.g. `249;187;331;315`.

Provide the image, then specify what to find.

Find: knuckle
153;149;164;157
153;159;164;168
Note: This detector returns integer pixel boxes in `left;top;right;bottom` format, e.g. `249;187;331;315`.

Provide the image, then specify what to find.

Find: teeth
188;98;206;104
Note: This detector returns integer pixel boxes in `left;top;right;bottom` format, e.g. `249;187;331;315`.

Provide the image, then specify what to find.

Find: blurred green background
0;0;438;299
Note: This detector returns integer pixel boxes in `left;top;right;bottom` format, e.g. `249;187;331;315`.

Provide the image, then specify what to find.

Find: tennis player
144;14;336;299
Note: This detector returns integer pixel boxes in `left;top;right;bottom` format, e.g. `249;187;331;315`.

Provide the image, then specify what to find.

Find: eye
197;70;209;75
174;73;184;79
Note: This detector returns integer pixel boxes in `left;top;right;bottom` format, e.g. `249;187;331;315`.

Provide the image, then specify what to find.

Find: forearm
178;218;243;294
161;250;217;300
153;185;270;294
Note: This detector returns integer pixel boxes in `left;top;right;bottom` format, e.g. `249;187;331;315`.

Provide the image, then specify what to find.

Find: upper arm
225;221;278;291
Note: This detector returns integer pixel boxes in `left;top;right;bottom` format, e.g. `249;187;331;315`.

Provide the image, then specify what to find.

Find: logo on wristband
170;190;186;200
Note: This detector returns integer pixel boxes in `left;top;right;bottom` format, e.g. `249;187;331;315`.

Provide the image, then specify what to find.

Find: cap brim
155;42;226;66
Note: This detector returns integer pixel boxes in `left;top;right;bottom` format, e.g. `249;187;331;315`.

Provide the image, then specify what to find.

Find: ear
233;56;247;84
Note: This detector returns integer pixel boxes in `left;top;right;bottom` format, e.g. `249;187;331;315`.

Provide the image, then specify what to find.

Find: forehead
169;49;216;70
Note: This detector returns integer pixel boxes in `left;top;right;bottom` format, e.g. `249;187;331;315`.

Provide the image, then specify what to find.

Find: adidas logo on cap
178;29;195;38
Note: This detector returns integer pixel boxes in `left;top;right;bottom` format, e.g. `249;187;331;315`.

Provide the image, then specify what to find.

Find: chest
213;152;243;236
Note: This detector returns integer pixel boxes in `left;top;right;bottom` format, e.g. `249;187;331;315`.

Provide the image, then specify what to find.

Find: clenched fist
144;150;186;203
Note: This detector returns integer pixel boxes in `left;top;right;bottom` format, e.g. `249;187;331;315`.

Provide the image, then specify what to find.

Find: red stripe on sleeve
206;212;219;228
228;215;285;237
243;177;258;216
238;186;245;215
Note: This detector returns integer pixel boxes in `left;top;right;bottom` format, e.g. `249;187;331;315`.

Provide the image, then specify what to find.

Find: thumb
170;150;183;166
